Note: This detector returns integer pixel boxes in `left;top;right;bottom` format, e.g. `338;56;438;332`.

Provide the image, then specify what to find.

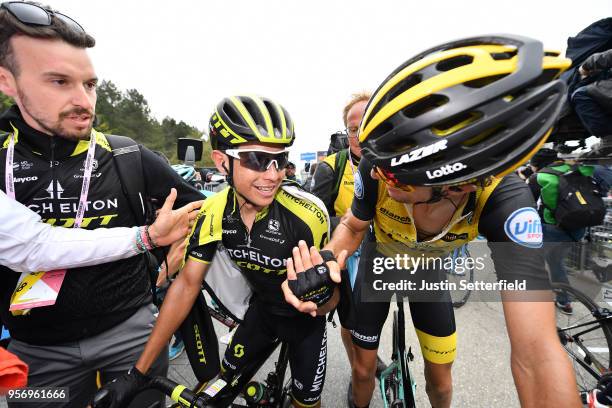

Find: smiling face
213;142;287;210
0;36;97;140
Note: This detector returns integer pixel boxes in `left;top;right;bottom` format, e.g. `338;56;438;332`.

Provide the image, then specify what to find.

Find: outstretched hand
148;188;203;247
281;240;347;317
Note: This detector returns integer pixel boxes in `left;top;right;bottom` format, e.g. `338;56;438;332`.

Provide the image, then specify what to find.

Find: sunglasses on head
374;166;415;192
1;1;84;33
225;148;290;172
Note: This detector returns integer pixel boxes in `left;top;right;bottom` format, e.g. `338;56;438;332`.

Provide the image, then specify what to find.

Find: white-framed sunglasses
225;147;291;172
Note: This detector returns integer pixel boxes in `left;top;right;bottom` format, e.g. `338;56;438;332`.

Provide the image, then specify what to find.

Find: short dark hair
0;2;95;75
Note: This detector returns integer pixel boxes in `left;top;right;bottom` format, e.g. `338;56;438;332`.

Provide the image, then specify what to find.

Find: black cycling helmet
359;34;571;186
209;95;295;150
530;147;559;169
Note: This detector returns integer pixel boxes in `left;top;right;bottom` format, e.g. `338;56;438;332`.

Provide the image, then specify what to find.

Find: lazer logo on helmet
391;140;447;167
426;162;467;179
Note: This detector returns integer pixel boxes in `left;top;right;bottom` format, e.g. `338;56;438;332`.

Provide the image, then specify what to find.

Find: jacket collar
0;105;81;159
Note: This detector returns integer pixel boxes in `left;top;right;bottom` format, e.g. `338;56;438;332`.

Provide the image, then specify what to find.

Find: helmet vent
491;50;517;60
402;94;448;118
432;111;482;136
365;75;421;128
385;138;416;153
461;125;505;147
264;100;281;132
367;122;395;149
224;103;243;126
463;74;507;88
241;99;260;124
436;55;473;72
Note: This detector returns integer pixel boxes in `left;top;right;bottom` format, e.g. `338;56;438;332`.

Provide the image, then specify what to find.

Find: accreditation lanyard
7;129;97;313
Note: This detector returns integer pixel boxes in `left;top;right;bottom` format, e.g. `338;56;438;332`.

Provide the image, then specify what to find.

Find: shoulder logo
503;207;543;248
354;171;364;199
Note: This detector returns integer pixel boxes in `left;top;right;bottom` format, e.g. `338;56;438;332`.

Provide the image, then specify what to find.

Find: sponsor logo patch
354;171;364;199
503;207;543;248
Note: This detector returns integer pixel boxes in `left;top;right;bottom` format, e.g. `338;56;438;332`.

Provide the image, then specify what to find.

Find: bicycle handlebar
92;376;211;408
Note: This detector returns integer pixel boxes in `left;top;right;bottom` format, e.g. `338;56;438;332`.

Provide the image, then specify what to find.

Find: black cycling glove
288;251;337;307
92;367;149;408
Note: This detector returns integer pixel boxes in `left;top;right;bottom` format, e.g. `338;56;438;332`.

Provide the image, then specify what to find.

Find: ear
0;66;18;98
211;150;229;174
444;184;477;197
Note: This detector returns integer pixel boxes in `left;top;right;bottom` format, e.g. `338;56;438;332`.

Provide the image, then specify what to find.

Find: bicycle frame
558;311;612;380
379;299;416;408
170;289;292;407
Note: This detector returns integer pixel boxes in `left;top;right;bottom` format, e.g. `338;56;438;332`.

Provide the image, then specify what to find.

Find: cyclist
97;96;335;408
284;35;582;407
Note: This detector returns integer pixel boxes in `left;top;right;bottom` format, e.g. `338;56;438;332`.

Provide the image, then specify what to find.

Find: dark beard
18;89;94;141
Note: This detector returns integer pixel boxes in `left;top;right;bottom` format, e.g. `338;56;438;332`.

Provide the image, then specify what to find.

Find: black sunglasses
1;1;84;33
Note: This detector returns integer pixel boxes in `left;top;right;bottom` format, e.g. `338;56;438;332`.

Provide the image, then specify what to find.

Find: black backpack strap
106;134;162;305
105;134;147;225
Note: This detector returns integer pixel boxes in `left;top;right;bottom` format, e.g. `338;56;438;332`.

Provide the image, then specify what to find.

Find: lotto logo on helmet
391;140;447;167
504;208;543;248
425;162;467;179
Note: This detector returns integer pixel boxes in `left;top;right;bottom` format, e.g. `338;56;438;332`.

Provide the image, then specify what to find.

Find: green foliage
96;81;212;166
0;92;13;110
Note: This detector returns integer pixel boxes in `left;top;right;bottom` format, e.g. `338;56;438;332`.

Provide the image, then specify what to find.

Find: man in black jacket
572;48;612;157
0;3;202;407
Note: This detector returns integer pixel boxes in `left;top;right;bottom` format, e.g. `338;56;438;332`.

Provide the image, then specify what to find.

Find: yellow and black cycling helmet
359;34;571;187
209;95;295;150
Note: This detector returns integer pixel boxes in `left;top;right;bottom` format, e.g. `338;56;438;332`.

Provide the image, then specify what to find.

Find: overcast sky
51;0;610;166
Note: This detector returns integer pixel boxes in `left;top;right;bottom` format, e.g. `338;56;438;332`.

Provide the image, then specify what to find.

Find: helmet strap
415;186;445;205
225;157;259;208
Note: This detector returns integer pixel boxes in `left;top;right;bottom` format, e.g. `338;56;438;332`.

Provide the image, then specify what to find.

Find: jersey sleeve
185;212;219;264
478;174;549;289
350;157;378;222
140;146;205;208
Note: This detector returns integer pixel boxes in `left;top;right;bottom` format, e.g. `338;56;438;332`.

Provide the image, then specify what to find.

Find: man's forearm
135;275;202;373
502;298;581;407
324;214;367;258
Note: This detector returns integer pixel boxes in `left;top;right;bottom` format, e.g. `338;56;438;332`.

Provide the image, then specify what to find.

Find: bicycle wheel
445;245;474;308
554;283;612;392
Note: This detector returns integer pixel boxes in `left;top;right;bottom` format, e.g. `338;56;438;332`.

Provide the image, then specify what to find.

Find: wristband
141;226;152;250
145;225;159;249
135;227;147;253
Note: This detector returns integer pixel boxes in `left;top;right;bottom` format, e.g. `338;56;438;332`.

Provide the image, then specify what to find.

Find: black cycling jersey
186;185;328;316
0;106;203;345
